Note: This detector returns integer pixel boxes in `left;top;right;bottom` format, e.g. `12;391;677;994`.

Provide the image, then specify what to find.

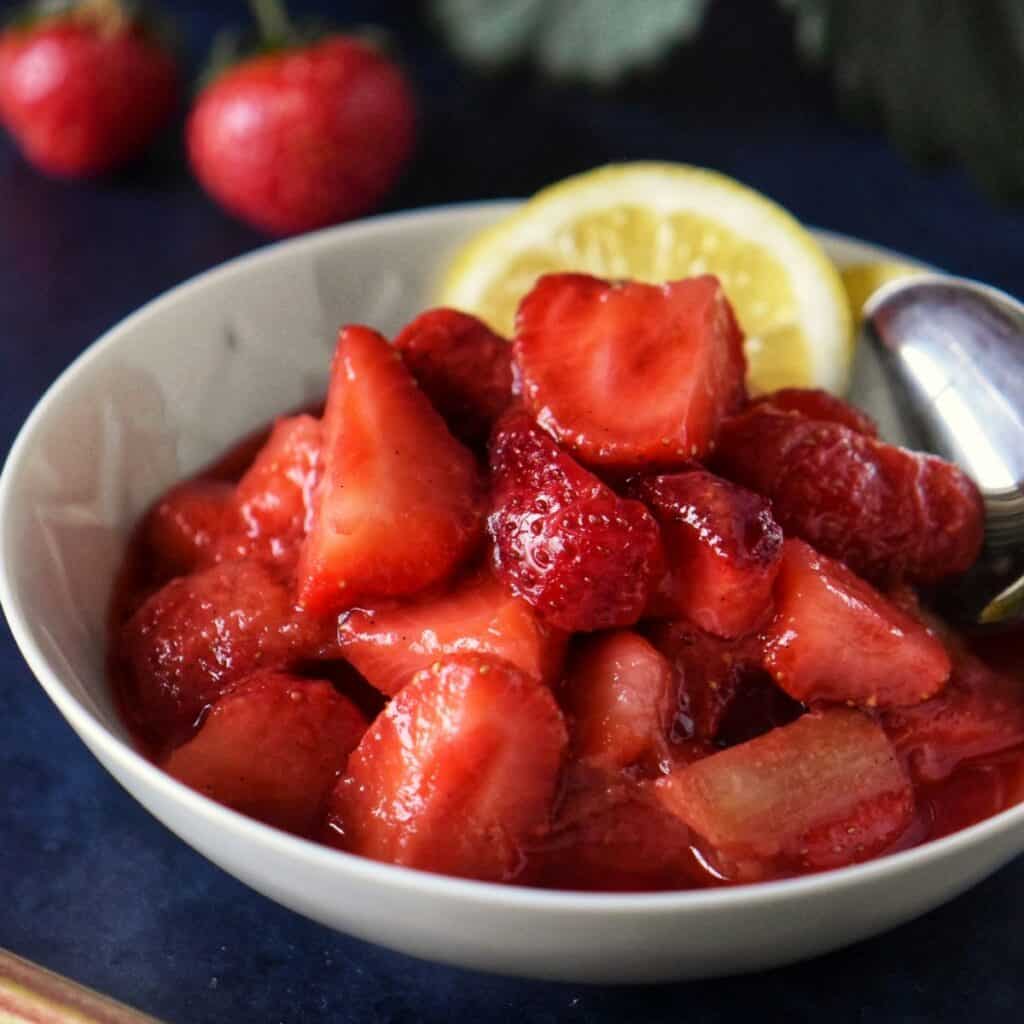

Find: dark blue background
2;2;1023;1021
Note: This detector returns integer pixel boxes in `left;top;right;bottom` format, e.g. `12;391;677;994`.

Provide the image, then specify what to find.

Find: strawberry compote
109;274;1024;890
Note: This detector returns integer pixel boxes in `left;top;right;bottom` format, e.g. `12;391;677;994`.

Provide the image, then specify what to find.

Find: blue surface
2;2;1023;1021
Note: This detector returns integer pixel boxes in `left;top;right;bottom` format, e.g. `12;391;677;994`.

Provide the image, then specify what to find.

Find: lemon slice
439;163;853;394
841;260;927;324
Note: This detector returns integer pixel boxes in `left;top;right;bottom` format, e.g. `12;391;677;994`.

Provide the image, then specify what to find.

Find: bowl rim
2;199;1021;915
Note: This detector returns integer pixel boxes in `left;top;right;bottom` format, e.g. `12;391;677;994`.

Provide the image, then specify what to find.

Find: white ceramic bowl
2;202;1022;984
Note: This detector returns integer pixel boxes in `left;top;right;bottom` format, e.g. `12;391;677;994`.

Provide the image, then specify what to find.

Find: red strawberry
527;765;698;891
882;651;1024;783
763;539;951;709
162;671;367;835
749;388;878;436
514;273;746;471
228;414;321;566
338;567;566;696
488;407;663;631
297;326;484;617
327;654;567;882
645;621;799;744
631;470;782;637
187;31;414;236
656;709;914;879
142;479;235;580
394;308;513;447
0;2;178;177
120;560;330;749
560;631;673;772
713;404;984;585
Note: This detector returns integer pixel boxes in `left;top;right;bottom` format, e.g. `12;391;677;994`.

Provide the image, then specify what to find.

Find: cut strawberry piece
514;273;746;470
883;651;1024;783
749;388;878;436
394;308;513;447
327;654;567;882
142;479;235;579
120;560;330;749
297;326;485;616
526;765;698;891
560;631;673;771
228;414;321;566
645;621;798;744
162;671;368;835
488;407;663;631
338;567;567;696
713;405;984;586
656;709;914;879
632;470;782;637
763;539;951;709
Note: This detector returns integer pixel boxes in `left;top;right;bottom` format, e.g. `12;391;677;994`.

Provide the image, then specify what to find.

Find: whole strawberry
0;0;178;178
187;1;416;236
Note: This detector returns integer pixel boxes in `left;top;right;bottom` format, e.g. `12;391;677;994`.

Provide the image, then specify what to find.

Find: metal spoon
860;274;1024;628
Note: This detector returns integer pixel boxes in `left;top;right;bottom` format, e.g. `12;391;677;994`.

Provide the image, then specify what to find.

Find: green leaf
782;0;1024;201
430;0;711;83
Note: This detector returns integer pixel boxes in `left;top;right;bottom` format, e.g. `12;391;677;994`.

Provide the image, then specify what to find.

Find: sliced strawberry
713;405;984;586
297;326;485;616
394;308;513;447
142;479;235;579
337;567;567;696
514;273;746;470
645;621;799;744
631;470;782;637
882;651;1024;783
560;631;673;772
488;407;663;631
749;387;878;436
656;708;914;879
763;539;951;709
526;764;698;891
162;671;368;835
327;654;567;882
120;560;331;749
228;414;321;566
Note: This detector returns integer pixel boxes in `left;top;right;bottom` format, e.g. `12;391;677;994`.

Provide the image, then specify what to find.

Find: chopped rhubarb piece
163;671;367;835
763;539;951;709
228;414;321;565
327;654;567;881
142;479;235;578
883;651;1024;783
514;273;746;470
560;631;673;771
714;405;984;585
337;567;566;696
632;470;782;637
656;709;914;878
488;407;663;631
297;326;485;616
749;387;878;436
394;307;513;446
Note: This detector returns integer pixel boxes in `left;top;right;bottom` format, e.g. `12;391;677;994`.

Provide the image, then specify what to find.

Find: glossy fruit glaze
108;279;1024;892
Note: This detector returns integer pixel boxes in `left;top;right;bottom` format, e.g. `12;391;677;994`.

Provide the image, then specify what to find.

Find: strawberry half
514;273;746;471
749;387;878;436
338;567;567;696
631;470;783;637
762;539;952;709
327;654;567;882
487;407;663;631
394;308;513;447
162;670;367;835
297;326;485;617
142;479;235;580
656;708;914;879
560;631;674;772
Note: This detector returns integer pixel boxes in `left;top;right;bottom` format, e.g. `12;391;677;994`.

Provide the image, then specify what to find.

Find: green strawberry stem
249;0;292;46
